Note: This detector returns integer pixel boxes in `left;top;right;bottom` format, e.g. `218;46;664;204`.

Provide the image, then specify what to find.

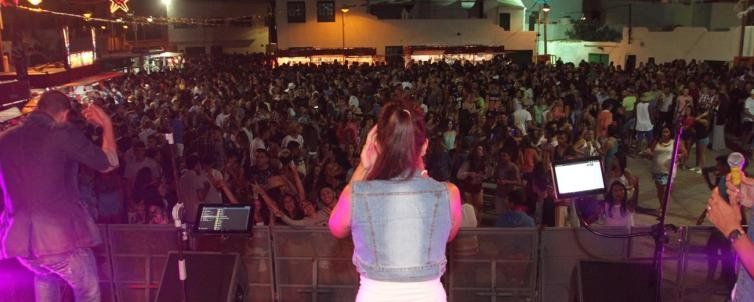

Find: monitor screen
552;157;606;199
194;204;252;233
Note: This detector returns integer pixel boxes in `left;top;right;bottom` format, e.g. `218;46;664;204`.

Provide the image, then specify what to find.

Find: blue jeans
19;248;101;302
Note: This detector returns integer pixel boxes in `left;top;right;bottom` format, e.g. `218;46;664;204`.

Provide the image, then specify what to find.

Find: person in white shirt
124;142;162;190
215;106;231;128
250;126;270;167
348;94;360;110
634;97;654;151
598;181;634;227
512;104;533;134
658;86;675;128
281;123;305;150
452;200;479;256
200;156;237;204
742;89;754;149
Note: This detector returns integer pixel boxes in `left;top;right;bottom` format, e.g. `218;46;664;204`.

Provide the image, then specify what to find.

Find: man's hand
82;104;113;128
726;173;754;208
707;187;743;237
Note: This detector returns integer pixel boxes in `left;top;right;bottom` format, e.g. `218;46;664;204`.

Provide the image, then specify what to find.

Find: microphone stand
172;202;188;302
165;131;188;302
575;119;683;302
652;118;685;302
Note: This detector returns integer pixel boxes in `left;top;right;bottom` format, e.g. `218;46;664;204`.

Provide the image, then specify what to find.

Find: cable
580;218;653;238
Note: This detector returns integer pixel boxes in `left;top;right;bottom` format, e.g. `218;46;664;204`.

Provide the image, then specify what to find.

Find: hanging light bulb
123;25;128;29
147;16;154;22
28;0;42;5
100;25;107;30
83;12;93;21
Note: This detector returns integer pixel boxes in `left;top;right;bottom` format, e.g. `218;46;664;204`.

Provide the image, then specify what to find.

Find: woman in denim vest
329;100;463;302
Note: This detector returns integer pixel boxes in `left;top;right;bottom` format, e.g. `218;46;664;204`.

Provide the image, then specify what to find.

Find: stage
0;64;112;90
0;225;732;302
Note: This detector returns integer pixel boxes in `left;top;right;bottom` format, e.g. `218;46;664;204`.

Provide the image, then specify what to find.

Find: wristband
728;228;745;244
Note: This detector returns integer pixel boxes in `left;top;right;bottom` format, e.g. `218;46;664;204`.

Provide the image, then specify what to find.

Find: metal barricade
540;227;631;302
447;227;539;302
271;227;358;302
246;227;276;302
85;224;733;302
673;226;734;302
107;224;179;302
194;227;276;302
94;224;116;302
625;226;686;301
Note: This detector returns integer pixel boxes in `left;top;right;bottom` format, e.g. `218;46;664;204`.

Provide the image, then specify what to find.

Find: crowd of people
38;54;754;229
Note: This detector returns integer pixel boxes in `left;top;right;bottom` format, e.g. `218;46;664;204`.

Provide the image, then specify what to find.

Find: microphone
172;202;185;228
729;152;745;188
697;152;745;225
722;152;746;203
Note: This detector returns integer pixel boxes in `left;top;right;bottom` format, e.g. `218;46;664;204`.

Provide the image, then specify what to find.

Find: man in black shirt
0;91;119;302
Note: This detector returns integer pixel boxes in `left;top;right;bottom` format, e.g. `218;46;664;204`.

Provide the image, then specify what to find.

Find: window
230;17;255;27
317;1;335;22
499;13;511;31
287;1;306;23
528;12;537;31
588;53;609;66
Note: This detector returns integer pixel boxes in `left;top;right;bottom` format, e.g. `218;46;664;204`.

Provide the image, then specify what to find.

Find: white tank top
635;102;654;131
652;140;675;174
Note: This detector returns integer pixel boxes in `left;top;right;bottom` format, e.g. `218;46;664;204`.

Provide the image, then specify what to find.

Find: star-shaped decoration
109;0;129;14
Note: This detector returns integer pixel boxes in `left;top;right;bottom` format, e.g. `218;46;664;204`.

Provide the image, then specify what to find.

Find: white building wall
275;0;536;55
167;0;269;53
546;26;754;67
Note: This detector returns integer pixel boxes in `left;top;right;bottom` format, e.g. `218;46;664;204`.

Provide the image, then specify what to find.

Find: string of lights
7;4;265;27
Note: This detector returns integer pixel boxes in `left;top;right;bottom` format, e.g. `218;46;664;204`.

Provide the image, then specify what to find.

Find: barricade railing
270;227;358;302
447;227;539;302
86;224;728;302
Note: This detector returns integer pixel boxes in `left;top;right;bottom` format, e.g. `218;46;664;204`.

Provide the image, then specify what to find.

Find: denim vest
350;176;452;282
733;217;754;301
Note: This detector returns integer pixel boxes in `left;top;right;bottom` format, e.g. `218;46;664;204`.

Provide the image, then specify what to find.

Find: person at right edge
707;170;754;302
328;100;463;302
0;91;119;302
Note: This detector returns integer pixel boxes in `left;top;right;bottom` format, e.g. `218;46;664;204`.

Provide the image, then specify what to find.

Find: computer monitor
551;157;606;199
194;204;252;233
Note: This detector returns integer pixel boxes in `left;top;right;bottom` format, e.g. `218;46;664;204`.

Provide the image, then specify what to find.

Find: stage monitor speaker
155;252;247;302
578;260;657;302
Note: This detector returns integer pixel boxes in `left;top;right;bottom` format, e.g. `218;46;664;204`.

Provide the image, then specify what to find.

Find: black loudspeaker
0;80;31;108
578;260;657;302
625;55;637;72
155;252;247;302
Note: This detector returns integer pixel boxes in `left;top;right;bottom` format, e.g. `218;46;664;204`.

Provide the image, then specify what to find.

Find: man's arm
84;104;119;172
708;186;754;275
65;105;118;172
732;236;754;277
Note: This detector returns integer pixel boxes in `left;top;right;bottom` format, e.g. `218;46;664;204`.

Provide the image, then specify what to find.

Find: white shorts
356;276;446;302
